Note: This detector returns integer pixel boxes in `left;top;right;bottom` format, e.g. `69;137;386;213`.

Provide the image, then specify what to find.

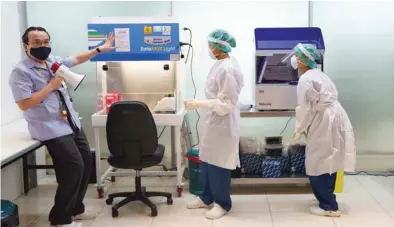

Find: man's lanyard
43;62;79;134
57;90;80;134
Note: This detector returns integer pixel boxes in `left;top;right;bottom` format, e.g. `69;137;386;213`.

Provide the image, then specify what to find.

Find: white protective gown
198;57;244;170
295;69;356;176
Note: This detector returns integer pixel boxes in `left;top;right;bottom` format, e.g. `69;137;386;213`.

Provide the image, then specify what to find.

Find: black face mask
29;46;51;61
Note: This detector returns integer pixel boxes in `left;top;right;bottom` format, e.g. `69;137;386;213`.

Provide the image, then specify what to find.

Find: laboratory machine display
254;27;325;111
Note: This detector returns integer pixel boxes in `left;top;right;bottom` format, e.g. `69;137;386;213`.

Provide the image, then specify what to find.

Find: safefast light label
88;23;180;61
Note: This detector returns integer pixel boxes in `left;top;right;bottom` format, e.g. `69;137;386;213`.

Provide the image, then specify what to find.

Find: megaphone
51;62;86;91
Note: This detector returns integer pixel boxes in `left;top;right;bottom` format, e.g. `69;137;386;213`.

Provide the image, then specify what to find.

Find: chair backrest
106;101;158;165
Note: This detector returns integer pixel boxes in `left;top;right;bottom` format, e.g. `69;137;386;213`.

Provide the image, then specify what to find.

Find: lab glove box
261;156;289;178
282;155;291;174
288;144;306;173
240;154;264;175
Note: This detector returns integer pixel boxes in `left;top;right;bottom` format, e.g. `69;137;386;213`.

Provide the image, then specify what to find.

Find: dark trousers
199;162;232;211
309;172;339;211
43;129;93;225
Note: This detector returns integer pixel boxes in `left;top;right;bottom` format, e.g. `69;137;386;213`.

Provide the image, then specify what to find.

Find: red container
105;93;122;113
114;92;121;102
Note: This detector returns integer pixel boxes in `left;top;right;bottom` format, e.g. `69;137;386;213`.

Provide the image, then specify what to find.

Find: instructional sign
88;23;180;61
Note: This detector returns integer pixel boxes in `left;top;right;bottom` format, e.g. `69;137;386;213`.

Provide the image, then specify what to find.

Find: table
1;116;85;195
91;109;186;198
236;109;310;185
1;119;43;195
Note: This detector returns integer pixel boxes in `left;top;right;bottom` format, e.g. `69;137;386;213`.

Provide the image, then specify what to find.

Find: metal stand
236;109;310;185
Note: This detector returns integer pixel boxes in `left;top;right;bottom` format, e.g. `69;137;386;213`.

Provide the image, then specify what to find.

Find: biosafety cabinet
254;28;325;111
89;17;186;127
89;17;187;198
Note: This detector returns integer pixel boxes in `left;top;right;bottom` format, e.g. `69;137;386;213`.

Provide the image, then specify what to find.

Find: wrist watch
96;47;101;53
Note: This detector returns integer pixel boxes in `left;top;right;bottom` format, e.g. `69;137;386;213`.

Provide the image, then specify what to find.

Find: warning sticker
144;26;153;35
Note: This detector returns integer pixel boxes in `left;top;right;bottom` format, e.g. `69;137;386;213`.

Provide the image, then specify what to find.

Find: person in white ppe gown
288;43;356;217
184;29;244;220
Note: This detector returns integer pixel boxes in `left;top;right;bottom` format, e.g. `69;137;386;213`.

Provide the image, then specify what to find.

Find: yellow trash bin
334;171;344;193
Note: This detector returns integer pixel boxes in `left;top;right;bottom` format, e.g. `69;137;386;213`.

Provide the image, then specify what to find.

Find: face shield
207;37;232;52
206;37;232;60
281;43;317;64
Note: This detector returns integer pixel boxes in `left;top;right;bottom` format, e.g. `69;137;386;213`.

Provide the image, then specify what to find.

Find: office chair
104;101;173;218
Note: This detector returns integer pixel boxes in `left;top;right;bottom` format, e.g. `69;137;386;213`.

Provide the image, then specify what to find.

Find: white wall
312;2;394;154
1;1;24;126
1;1;26;200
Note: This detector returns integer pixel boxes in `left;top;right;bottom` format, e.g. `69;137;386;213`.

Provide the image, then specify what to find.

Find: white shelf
91;109;186;127
231;177;309;185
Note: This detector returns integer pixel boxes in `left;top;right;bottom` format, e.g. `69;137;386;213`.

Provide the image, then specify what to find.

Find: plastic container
264;144;284;157
185;149;203;196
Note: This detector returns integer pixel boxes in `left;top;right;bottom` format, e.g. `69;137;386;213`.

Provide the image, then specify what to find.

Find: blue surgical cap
294;44;321;69
208;29;236;53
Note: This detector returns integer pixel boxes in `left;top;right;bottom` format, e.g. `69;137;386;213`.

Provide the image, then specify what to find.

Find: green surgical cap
208;29;236;53
294;43;321;69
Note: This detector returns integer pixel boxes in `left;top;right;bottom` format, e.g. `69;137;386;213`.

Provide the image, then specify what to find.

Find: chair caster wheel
111;176;116;182
167;197;173;205
97;188;104;199
112;208;119;218
151;208;158;217
177;187;183;197
106;198;113;205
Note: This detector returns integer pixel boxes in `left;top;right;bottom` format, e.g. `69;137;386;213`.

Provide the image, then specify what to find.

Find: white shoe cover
187;197;209;209
310;206;341;217
205;203;228;220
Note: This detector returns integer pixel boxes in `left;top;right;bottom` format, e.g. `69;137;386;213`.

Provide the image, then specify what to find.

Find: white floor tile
271;211;336;227
157;190;207;217
30;216;94;227
14;195;53;227
267;194;316;212
90;215;153;227
334;213;394;227
9;175;394;227
151;216;212;227
212;213;273;227
355;176;394;218
231;195;270;213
